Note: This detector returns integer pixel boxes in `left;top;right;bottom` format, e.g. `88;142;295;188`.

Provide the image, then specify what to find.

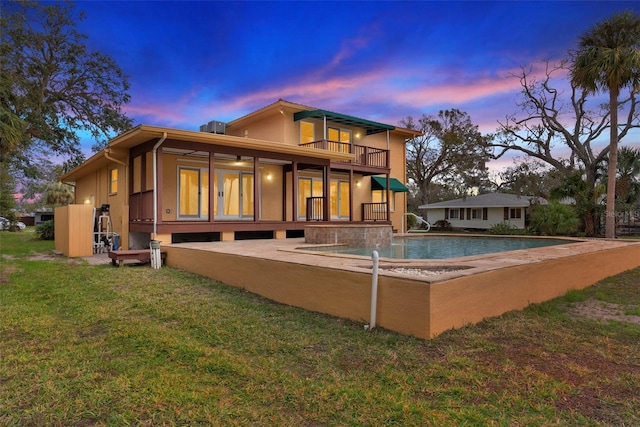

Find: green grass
1;231;639;426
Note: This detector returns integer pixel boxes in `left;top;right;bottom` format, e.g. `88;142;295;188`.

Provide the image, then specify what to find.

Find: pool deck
162;235;635;283
91;235;640;339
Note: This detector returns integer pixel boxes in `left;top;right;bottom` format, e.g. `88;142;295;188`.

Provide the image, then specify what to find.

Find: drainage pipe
369;250;379;330
152;132;167;237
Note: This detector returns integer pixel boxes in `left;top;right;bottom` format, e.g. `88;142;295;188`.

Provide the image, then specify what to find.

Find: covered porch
126;129;401;244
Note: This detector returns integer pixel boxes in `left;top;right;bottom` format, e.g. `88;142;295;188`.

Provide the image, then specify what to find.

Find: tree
44;181;74;207
529;201;579;236
0;0;133;168
570;11;640;238
612;146;640;214
492;61;639;236
400;109;493;207
491;159;565;199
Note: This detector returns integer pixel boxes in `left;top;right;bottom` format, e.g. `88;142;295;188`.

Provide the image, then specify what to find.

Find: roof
293;109;395;135
60;124;355;182
229;99;421;137
419;193;546;209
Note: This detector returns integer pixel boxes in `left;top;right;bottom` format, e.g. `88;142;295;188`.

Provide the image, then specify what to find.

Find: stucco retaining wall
164;241;640;339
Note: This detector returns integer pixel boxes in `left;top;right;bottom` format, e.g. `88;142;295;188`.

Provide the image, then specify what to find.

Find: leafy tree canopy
401;109;493;207
570;10;640;238
0;0;133;169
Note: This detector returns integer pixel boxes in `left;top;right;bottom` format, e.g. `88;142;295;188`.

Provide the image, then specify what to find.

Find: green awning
293;109;395;135
371;176;409;192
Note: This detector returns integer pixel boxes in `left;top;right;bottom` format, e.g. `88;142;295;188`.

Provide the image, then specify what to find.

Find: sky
72;0;640;172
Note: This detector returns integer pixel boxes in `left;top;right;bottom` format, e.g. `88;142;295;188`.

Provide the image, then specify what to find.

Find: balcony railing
362;202;388;222
129;190;154;222
306;196;325;221
300;140;388;168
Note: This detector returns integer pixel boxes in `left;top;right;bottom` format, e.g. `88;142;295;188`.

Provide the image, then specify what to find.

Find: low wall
164;246;430;337
305;224;392;246
164;241;640;339
429;243;640;335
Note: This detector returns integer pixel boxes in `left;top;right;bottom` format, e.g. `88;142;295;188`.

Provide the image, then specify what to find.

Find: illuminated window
178;167;209;219
109;168;118;194
300;121;314;143
327;127;351;153
298;177;323;218
372;190;395;211
330;180;350;218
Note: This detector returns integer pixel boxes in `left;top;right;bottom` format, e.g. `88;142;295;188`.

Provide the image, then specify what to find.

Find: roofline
228;99;421;137
60;123;356;182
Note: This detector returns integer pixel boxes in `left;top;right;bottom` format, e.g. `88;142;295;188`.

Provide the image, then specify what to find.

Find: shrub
529;201;579;236
489;222;521;235
35;220;55;240
433;220;452;231
406;214;417;229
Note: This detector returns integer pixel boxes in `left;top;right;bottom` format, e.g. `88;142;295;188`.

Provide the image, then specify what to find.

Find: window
510;208;522;219
330;180;350;218
298;177;323;218
470;208;481;219
300;121;314;143
448;209;459;219
178;167;209;219
372;190;395;211
109;168;118;194
327;127;351;143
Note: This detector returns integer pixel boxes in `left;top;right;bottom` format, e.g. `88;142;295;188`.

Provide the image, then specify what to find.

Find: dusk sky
73;0;640;171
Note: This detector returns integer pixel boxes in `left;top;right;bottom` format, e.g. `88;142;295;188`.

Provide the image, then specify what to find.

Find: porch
127;135;400;243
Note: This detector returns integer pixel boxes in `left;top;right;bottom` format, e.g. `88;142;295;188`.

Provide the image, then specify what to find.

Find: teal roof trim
371;176;409;192
293;109;395;135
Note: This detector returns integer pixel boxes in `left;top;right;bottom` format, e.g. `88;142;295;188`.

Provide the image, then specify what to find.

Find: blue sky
73;0;640;170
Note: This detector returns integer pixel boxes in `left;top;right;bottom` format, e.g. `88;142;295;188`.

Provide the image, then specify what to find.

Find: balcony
300;140;388;169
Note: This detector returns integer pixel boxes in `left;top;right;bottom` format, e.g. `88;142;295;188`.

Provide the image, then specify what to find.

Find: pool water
306;236;576;259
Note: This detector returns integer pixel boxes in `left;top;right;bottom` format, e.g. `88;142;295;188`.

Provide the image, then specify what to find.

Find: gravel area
381;267;463;277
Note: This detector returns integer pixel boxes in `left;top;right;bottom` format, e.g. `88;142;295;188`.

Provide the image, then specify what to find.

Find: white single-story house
418;193;546;230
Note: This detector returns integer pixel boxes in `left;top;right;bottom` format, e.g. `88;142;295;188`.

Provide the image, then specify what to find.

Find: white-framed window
448;208;459;219
109;168;118;194
330;180;350;218
510;208;522;219
178;166;209;219
372;190;395;211
300;121;315;143
327;127;351;143
470;208;482;220
298;177;323;219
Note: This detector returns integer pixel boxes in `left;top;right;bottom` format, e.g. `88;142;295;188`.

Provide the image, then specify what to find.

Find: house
418;193;546;230
58;99;419;251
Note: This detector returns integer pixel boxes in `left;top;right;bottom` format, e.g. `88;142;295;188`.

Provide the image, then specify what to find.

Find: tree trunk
605;87;619;239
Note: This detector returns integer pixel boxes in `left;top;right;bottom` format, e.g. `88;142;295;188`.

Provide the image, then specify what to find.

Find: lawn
1;230;639;426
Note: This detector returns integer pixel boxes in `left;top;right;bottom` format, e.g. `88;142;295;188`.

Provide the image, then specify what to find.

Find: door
216;170;254;219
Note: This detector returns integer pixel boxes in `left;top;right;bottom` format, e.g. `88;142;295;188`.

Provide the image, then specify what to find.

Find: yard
1;230;639;426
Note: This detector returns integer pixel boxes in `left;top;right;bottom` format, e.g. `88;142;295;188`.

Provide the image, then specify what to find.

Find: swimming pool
306;235;576;259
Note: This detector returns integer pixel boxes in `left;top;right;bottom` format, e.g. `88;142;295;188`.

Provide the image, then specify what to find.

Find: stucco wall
163;240;640;339
429;242;640;335
164;245;431;338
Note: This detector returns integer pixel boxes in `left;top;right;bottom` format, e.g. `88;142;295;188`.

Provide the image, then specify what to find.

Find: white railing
402;212;431;234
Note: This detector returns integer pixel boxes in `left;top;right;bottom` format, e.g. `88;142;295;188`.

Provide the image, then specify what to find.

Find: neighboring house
35;209;54;225
418;193;546;230
59;99;418;250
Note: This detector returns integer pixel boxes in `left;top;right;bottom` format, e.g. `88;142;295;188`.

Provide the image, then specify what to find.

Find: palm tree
570;11;640;238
